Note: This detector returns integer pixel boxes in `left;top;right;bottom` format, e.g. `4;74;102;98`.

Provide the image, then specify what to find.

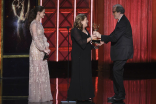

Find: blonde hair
73;14;87;30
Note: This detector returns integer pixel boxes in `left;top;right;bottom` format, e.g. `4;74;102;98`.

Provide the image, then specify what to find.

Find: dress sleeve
71;28;87;49
85;28;94;50
43;35;49;48
31;22;45;51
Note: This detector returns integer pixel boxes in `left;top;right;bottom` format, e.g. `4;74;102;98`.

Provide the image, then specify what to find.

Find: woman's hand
44;48;51;55
94;46;99;49
91;35;97;40
95;41;104;46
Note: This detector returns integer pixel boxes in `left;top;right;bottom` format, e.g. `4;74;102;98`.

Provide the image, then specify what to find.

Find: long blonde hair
73;14;87;30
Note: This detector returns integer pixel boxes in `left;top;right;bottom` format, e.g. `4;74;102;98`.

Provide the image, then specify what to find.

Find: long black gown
67;27;95;100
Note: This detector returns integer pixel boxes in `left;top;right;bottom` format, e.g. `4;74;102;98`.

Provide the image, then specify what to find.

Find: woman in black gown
67;14;98;101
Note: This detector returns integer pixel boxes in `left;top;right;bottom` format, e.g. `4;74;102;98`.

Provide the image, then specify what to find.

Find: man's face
112;7;120;19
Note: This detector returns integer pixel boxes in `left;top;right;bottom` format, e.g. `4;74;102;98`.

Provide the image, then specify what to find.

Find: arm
92;41;104;49
19;0;26;21
25;0;30;18
101;31;114;44
43;35;50;48
43;35;51;54
31;23;45;51
71;28;91;49
21;0;25;13
101;22;127;43
12;1;19;18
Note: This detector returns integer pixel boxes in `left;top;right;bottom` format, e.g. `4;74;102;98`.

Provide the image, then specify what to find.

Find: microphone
67;26;69;30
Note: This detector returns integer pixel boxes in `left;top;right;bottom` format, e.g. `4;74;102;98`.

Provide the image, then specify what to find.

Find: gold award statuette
93;23;100;31
92;23;100;43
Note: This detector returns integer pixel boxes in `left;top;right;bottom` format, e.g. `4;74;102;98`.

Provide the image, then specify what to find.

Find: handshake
91;31;104;47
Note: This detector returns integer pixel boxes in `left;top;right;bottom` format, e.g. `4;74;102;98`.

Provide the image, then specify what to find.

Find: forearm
33;39;45;51
43;36;50;48
27;0;30;13
87;37;92;43
101;35;110;44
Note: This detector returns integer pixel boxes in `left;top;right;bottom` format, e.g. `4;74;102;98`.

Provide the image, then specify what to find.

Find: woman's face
81;17;88;28
39;9;45;18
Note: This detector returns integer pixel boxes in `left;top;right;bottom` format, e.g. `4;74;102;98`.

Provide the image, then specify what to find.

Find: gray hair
113;4;125;14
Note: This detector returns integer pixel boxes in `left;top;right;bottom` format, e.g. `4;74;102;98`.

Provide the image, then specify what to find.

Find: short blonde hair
73;14;87;30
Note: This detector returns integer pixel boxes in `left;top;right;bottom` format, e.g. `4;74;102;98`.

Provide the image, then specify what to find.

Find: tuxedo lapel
115;22;119;29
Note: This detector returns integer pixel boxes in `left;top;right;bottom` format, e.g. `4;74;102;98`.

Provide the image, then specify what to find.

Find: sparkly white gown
29;20;53;102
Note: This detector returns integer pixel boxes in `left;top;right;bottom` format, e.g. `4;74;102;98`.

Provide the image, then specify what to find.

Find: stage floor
0;65;156;104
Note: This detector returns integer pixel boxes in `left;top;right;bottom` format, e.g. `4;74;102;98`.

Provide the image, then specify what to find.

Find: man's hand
93;31;101;38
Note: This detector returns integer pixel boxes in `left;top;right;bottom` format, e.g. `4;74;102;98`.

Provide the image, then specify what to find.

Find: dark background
3;0;38;55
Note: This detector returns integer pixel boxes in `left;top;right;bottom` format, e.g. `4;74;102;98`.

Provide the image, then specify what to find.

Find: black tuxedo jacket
101;15;133;61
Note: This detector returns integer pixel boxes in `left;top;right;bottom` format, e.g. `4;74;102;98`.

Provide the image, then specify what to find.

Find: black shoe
107;100;115;103
112;100;125;104
107;100;125;104
107;95;118;100
113;96;125;100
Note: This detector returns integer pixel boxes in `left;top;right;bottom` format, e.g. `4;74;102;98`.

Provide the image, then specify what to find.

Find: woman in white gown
28;6;53;102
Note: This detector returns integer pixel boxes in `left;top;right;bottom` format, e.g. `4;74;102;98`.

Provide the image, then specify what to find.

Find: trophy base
92;40;100;43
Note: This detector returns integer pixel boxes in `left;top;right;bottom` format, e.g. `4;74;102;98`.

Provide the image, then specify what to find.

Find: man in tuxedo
93;4;133;100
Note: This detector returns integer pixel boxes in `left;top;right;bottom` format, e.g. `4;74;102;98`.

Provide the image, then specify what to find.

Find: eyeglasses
112;11;116;13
